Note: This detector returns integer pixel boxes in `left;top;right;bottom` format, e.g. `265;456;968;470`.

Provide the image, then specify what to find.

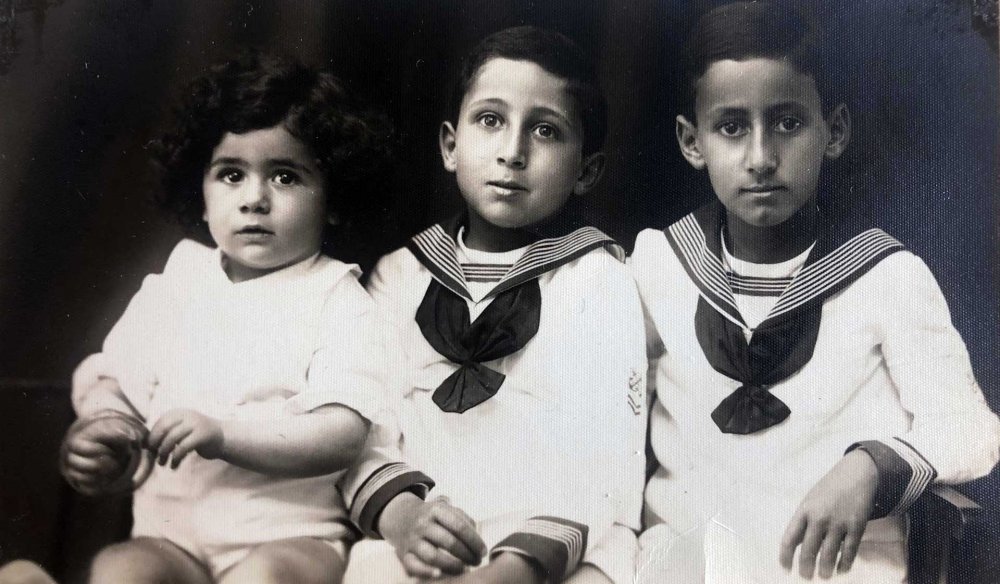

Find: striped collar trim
665;206;905;328
727;273;792;297
407;222;622;300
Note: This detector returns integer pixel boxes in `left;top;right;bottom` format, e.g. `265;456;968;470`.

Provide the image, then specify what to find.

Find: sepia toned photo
1;1;997;582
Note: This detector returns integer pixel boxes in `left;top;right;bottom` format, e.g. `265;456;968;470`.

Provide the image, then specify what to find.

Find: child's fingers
796;520;827;579
422;523;479;568
62;469;107;496
168;433;203;468
836;530;863;573
778;514;807;570
155;426;193;465
63;451;120;476
147;415;184;451
400;550;442;580
431;504;486;559
65;437;118;459
816;526;846;579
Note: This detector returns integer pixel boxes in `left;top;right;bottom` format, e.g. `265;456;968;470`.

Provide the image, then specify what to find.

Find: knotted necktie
416;278;541;413
695;296;821;434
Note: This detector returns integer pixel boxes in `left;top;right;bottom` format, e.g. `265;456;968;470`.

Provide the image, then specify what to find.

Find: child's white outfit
340;220;648;584
72;240;388;578
632;203;1000;583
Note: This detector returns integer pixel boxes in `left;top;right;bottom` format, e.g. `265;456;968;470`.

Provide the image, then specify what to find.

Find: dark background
0;0;997;578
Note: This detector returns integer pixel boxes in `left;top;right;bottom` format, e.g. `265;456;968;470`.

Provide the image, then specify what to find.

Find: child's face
202;125;330;282
440;58;603;235
676;58;850;228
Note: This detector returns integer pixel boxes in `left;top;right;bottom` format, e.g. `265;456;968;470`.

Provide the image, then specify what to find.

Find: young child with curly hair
61;53;394;584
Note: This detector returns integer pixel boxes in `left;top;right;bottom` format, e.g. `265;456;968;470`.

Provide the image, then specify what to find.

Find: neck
724;205;819;264
464;212;536;253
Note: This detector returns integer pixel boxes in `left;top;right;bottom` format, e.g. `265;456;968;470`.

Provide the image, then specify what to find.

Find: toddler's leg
218;537;346;584
0;560;57;584
88;537;211;584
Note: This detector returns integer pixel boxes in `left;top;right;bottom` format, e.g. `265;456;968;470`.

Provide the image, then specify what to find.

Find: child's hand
61;413;147;496
380;493;486;579
148;409;224;468
779;450;878;579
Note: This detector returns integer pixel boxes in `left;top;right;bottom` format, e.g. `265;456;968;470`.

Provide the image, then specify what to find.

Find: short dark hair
448;26;607;156
681;1;833;121
151;52;394;242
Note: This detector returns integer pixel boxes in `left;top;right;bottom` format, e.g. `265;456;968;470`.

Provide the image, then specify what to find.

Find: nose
239;179;270;214
745;129;777;177
496;129;527;169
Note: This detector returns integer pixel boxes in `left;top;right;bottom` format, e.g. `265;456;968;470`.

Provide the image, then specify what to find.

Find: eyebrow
208;157;315;174
466;98;576;127
705;101;810;118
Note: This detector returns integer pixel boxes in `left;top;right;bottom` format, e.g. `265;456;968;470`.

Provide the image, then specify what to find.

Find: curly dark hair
151;52;395;253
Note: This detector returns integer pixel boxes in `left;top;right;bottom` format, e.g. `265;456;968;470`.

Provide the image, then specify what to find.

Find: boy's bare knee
220;539;344;584
0;560;57;584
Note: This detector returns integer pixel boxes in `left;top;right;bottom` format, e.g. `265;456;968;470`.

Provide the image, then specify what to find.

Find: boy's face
676;58;850;228
440;58;603;236
202;125;332;282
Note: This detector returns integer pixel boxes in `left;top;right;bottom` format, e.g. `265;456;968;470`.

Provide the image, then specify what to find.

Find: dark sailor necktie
415;278;541;413
696;296;820;434
407;210;621;414
666;201;904;435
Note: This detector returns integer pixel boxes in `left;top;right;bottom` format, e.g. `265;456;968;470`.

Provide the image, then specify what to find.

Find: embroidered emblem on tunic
627;368;643;415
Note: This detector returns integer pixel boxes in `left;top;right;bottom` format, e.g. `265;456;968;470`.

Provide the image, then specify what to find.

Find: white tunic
73;239;388;573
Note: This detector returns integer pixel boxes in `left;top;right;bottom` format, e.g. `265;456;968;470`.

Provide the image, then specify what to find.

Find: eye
775;116;803;133
717;121;747;138
477;113;502;129
217;168;244;184
533;124;559;140
272;170;300;186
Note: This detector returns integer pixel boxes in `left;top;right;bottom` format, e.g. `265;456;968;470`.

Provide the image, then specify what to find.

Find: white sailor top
633;202;1000;557
338;218;648;584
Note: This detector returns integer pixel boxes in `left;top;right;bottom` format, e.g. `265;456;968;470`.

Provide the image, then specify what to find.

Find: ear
573;151;606;195
676;115;706;170
439;121;458;172
824;103;851;160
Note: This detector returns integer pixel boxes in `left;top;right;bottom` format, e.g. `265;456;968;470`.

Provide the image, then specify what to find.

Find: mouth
487;180;528;195
741;185;787;195
235;225;275;238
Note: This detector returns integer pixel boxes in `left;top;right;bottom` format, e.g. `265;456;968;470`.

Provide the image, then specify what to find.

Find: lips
236;225;274;235
741;185;786;194
487;180;527;194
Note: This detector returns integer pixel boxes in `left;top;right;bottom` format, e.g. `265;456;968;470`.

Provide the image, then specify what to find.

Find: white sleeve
73;271;168;419
287;275;387;423
337;252;435;537
869;253;1000;512
73;240;209;419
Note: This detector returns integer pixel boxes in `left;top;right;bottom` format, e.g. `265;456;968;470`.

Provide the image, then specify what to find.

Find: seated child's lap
343;540;416;584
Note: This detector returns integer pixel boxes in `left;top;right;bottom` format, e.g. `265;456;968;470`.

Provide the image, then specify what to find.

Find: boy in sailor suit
632;3;1000;583
340;26;647;584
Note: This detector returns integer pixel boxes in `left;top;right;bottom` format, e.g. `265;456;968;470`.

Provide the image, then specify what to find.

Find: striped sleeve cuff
491;516;589;582
847;438;937;518
349;462;435;538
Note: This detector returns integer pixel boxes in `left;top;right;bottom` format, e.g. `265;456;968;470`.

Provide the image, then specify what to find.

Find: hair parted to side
448;25;607;156
151;52;394;243
681;1;833;120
